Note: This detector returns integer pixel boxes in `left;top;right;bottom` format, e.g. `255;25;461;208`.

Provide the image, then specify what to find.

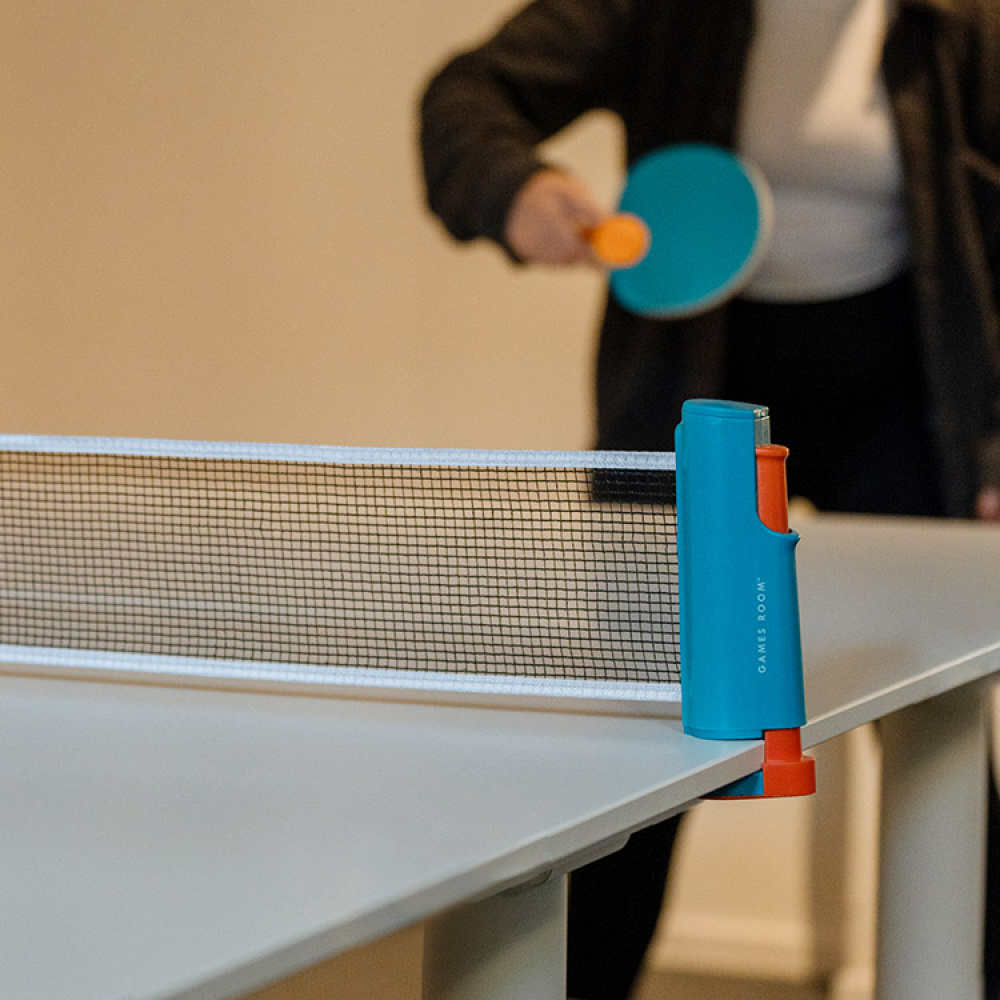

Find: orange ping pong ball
588;213;651;269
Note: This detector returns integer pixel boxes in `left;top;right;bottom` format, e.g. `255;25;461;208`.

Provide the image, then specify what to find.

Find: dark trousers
567;818;683;1000
568;274;999;999
724;272;944;518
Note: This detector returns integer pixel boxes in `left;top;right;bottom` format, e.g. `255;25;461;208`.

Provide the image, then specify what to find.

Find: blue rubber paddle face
610;144;771;319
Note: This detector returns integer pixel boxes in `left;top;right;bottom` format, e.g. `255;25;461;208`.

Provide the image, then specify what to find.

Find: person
419;1;1000;997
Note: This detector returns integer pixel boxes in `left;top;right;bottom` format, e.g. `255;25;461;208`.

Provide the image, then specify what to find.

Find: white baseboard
651;915;874;999
651;913;816;982
827;964;875;1000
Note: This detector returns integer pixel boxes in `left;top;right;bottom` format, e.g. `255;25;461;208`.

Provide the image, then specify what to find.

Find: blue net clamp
676;399;815;798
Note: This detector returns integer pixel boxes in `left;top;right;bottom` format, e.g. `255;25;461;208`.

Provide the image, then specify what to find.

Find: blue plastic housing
676;399;806;739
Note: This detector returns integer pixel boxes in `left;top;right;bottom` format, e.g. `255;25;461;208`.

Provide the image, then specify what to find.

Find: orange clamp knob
762;729;816;797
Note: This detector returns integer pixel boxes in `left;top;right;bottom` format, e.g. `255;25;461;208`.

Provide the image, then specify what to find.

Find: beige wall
2;1;619;449
3;4;876;998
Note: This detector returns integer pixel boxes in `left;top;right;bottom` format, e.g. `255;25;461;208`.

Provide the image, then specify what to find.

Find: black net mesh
0;450;679;686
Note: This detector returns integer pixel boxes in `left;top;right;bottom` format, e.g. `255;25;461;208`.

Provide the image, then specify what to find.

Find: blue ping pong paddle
590;144;773;319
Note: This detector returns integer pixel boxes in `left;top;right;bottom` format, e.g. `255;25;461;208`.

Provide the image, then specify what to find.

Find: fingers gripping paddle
590;144;774;319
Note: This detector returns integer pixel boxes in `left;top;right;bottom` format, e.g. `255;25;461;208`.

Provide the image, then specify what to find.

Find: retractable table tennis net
0;438;680;705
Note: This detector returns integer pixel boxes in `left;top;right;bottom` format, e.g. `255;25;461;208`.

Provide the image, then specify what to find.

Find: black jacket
420;0;1000;516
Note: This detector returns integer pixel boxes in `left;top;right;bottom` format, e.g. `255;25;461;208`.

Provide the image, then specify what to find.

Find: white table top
1;515;999;1000
799;516;1000;743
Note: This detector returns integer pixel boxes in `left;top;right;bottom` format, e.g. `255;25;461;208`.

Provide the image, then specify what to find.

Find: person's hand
504;169;604;266
976;487;1000;521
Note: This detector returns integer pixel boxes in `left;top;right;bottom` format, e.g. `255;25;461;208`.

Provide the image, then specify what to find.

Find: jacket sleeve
418;0;632;249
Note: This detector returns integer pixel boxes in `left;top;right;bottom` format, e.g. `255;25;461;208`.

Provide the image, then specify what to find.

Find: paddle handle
585;213;650;269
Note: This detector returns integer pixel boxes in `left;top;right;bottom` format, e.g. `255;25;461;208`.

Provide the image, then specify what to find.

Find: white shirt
737;0;911;300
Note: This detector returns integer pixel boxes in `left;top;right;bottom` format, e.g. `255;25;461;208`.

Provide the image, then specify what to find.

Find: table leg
422;873;567;1000
876;682;989;1000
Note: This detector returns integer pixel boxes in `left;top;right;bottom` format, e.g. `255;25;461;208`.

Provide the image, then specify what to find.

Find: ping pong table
1;514;998;1000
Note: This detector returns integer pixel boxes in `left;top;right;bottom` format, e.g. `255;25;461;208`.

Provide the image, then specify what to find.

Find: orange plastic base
761;728;816;797
707;729;816;800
